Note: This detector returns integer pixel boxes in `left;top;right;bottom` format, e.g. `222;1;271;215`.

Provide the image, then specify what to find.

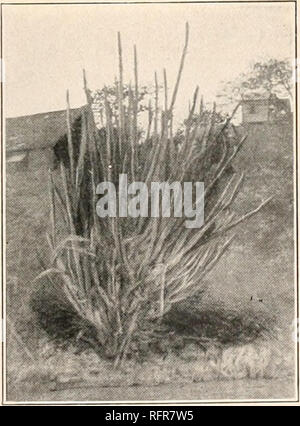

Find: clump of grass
30;280;95;347
162;302;276;345
35;23;270;367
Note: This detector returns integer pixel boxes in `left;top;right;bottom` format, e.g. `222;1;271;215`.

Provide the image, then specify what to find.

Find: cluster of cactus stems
38;23;270;367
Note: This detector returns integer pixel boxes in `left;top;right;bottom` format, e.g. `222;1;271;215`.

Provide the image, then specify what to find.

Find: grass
7;334;294;396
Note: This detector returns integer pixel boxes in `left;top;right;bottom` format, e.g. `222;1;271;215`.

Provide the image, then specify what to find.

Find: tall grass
38;23;270;367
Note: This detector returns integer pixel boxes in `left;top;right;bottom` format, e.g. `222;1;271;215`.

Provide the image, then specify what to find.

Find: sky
3;2;295;122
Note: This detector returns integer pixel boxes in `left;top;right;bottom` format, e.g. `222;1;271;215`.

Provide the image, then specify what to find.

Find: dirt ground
7;378;296;403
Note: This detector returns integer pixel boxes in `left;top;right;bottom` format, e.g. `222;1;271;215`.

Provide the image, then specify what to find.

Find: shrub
36;23;270;367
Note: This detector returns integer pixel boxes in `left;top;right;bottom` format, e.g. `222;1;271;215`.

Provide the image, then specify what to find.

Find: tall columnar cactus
39;23;270;367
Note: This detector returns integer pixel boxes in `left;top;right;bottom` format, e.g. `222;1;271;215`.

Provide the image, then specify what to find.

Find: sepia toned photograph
0;1;299;405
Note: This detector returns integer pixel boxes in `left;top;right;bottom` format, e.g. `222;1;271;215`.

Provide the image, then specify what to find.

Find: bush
36;23;270;367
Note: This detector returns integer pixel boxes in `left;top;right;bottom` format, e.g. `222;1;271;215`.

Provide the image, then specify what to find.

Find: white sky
3;2;295;121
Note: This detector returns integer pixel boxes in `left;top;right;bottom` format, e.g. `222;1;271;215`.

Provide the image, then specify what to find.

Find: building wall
242;101;269;123
7;152;29;173
6;147;55;175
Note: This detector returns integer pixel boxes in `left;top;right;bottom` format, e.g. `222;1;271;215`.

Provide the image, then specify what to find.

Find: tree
218;58;293;103
92;83;158;128
244;59;292;97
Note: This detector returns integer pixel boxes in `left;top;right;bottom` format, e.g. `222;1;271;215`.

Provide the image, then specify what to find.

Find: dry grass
7;334;294;390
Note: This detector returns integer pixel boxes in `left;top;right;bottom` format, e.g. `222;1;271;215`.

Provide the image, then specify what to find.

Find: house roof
242;98;269;104
6;106;87;152
242;88;270;101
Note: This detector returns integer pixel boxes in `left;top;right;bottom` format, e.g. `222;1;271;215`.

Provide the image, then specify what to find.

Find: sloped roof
242;98;269;104
242;88;270;100
6;106;87;152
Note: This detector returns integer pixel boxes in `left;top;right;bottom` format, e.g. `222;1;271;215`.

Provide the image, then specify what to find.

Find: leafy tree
218;58;293;103
243;59;292;97
92;83;159;127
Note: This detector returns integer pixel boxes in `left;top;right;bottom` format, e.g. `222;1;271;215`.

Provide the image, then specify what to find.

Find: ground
8;379;295;402
5;120;297;402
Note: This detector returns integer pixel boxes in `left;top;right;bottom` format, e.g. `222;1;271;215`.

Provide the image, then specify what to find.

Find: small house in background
242;97;269;123
242;93;291;124
6;148;29;172
6;106;87;172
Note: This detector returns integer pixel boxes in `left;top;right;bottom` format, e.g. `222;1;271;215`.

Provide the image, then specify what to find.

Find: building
242;94;291;124
6;106;87;172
